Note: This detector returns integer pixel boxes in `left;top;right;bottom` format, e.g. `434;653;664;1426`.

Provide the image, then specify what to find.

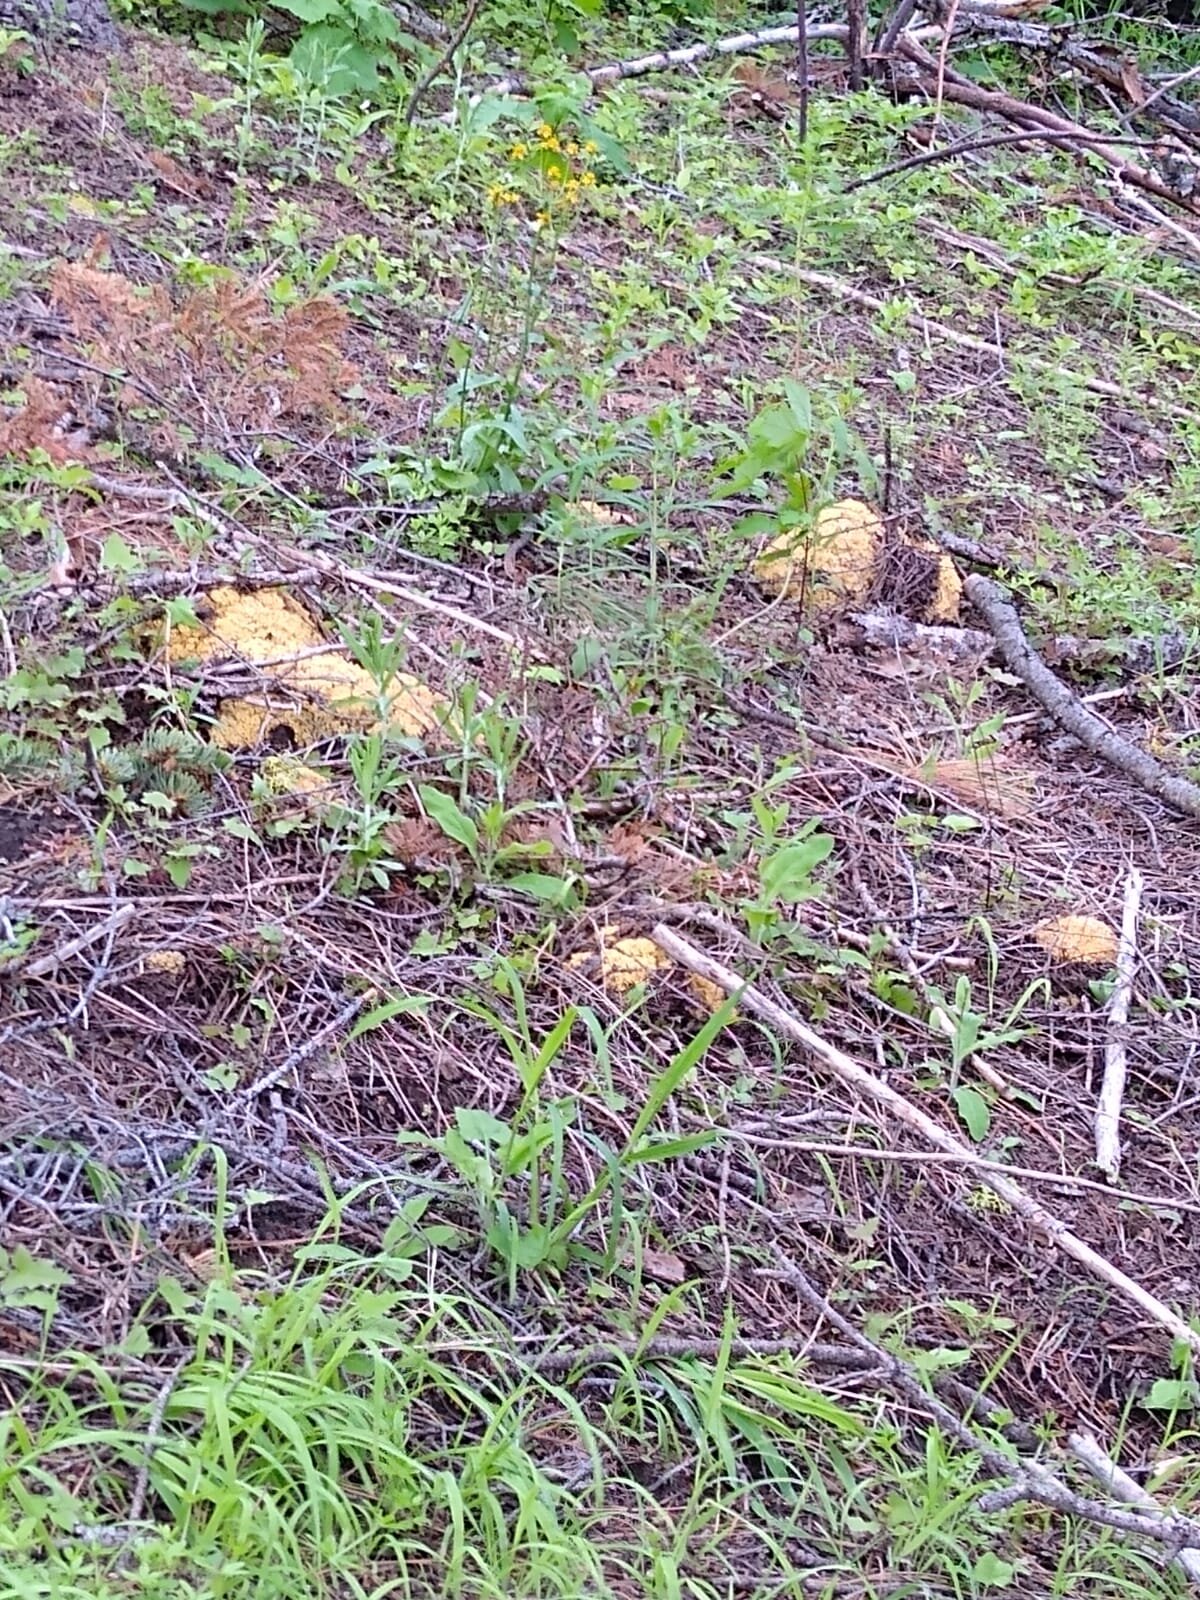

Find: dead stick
769;1255;1200;1548
964;575;1200;821
1096;866;1143;1181
18;905;137;979
748;258;1200;424
1069;1432;1200;1586
651;921;1200;1360
797;0;809;140
897;35;1200;218
470;24;850;106
848;128;1159;191
404;0;483;126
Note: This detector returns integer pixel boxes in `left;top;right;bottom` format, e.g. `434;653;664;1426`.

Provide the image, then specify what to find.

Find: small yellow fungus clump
165;587;447;751
1032;915;1118;967
754;499;882;613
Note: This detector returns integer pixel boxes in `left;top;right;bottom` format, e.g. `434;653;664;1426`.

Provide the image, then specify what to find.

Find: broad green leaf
951;1085;991;1143
419;785;479;854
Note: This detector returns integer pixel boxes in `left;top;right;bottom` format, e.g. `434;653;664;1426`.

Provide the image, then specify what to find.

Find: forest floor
5;6;1200;1597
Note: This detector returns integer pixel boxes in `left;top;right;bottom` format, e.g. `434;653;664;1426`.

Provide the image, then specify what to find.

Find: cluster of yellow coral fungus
753;498;962;624
567;926;733;1017
166;587;447;751
1032;914;1118;966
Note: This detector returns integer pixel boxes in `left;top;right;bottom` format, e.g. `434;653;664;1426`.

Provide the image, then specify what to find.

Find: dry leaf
1033;914;1118;966
569;500;635;526
903;755;1032;818
640;1248;689;1285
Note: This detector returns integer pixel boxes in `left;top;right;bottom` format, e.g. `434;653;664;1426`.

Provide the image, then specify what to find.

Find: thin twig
116;1355;190;1568
236;992;371;1099
404;0;483;126
1096;867;1144;1181
847;128;1159;191
932;0;961;128
651;922;1200;1361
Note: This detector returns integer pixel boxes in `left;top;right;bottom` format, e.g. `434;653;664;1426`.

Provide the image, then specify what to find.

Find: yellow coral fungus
1032;915;1118;966
754;499;882;612
165;586;448;751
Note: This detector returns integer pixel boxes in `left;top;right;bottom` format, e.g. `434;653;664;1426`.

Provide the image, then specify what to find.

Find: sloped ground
4;13;1200;1598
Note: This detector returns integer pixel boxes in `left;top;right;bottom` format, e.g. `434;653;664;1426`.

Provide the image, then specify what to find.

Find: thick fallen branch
964;575;1200;821
651;922;1200;1360
1069;1432;1200;1586
956;13;1200;140
471;23;848;104
845;608;1200;677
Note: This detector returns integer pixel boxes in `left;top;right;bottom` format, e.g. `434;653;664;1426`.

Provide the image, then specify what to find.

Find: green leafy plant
714;379;878;541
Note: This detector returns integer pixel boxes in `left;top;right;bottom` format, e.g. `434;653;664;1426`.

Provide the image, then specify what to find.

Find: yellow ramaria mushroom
165;586;448;751
754;498;882;612
1032;915;1119;966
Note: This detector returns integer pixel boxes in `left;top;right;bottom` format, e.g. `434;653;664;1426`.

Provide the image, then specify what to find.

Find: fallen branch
845;608;994;659
847;127;1161;191
651;922;1200;1360
897;33;1200;221
845;608;1200;677
964;575;1200;821
1096;867;1143;1181
15;905;137;980
767;1254;1200;1550
1069;1432;1200;1586
469;23;849;104
956;13;1200;139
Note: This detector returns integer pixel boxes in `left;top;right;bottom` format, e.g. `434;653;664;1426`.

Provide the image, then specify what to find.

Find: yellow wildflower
566;139;579;155
537;121;554;141
510;141;528;161
583;139;599;155
581;170;596;187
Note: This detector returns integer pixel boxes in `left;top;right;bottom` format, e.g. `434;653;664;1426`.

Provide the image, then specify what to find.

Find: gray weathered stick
1096;867;1143;1181
965;575;1200;821
652;922;1200;1361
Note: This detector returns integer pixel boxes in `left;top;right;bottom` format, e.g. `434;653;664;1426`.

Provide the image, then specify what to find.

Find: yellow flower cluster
488;120;600;225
